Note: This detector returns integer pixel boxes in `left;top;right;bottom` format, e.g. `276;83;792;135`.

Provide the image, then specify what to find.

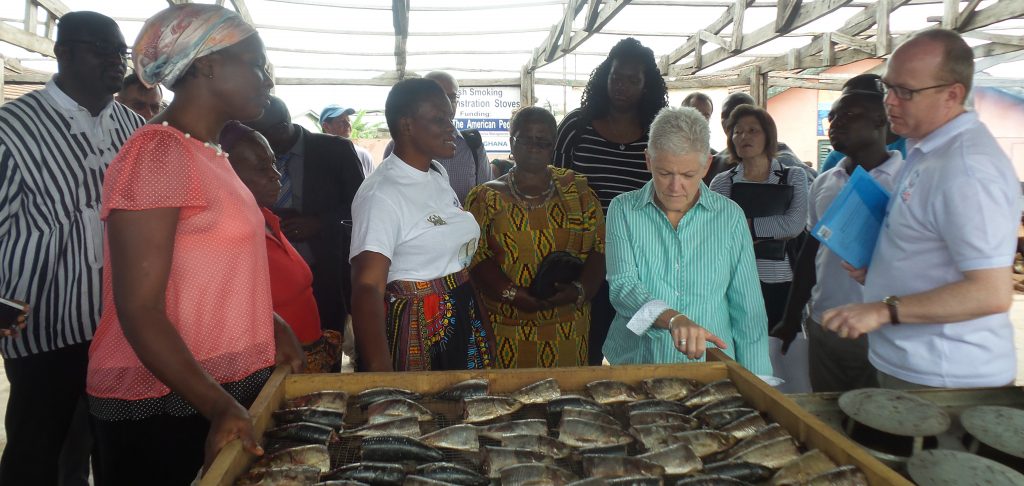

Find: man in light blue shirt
603;107;772;375
823;29;1020;389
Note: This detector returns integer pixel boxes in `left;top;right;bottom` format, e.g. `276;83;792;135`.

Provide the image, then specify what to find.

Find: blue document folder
810;166;890;269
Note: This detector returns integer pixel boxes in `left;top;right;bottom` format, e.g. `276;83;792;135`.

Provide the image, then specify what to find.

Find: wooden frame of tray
201;352;909;485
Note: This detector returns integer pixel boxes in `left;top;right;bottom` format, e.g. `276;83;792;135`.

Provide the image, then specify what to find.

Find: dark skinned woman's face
207;35;274;122
404;94;456;160
510;121;555;170
230;134;281;208
606;59;646;111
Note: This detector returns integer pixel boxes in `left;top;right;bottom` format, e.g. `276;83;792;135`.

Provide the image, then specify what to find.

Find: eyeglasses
60;39;129;59
878;79;954;101
511;136;553;150
446;93;460;104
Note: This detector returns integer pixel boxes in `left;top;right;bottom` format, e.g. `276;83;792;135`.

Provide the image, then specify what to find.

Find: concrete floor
2;295;1024;454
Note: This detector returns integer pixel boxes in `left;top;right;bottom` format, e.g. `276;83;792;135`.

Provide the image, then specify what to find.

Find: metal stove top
787;386;1024;478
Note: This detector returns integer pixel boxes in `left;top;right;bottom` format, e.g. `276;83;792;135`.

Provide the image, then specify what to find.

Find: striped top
553;109;650;212
708;159;809;283
0;80;143;359
602;182;772;376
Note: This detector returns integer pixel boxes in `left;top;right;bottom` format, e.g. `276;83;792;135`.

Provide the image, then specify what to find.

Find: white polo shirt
808;152;903;323
864;112;1020;388
349;154;479;283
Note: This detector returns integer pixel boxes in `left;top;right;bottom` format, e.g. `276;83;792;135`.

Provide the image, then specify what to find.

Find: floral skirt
385;269;493;371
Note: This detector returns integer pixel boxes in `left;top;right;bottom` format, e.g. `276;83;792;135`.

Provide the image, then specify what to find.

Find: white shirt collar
42;76;118;140
834;150;904;180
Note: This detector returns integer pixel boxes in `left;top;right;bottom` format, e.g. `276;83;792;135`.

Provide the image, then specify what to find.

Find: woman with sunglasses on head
466;107;605;368
349;78;496;373
553;37;669;365
86;5;303;483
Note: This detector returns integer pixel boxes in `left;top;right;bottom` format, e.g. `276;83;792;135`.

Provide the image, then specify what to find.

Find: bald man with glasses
822;29;1021;390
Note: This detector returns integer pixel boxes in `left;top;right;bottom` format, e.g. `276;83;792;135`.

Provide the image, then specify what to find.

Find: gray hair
647;107;711;165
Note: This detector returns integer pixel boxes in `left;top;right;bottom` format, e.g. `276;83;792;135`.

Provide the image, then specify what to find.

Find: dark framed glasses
878;79;954;101
511;136;554;150
60;39;129;59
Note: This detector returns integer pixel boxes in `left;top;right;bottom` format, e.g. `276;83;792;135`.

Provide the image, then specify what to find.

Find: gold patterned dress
466;167;605;368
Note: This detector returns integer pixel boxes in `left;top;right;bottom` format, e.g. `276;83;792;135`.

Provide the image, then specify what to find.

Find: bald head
249;95;295;155
894;29;974;101
424;71;459;119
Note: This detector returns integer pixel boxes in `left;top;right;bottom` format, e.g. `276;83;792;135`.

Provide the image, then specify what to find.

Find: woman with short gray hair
602;107;771;374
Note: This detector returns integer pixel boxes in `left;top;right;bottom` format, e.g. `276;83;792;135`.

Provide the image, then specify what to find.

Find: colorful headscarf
133;4;257;89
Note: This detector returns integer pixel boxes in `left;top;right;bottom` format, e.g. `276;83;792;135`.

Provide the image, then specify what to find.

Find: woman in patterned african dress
467;107;606;368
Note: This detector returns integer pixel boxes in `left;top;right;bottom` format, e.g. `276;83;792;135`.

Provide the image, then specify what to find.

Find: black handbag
529;251;583;299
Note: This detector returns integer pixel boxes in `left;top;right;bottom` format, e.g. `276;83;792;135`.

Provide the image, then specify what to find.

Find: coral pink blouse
88;124;275;402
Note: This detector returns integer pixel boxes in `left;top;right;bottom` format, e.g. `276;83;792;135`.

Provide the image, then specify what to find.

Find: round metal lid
837;388;950;437
907;450;1024;486
961;406;1024;459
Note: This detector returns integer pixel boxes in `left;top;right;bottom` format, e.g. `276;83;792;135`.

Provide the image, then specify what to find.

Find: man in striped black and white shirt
0;12;144;484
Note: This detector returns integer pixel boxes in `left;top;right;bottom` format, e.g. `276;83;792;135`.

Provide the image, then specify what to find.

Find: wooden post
520;64;534;109
25;1;38;37
731;0;746;54
876;0;891;55
821;32;835;66
942;0;959;28
748;66;765;107
391;0;409;80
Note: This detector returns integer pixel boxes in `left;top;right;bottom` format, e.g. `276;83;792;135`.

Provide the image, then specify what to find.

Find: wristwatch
883;295;901;325
571;281;586;307
501;284;518;302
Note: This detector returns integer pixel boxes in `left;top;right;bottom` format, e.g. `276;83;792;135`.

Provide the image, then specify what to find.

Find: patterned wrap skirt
384;269;493;371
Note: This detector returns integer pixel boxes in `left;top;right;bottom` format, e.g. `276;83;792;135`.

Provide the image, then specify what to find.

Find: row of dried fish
237;378;868;486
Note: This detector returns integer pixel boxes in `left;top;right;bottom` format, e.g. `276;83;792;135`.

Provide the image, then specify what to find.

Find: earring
206;73;215;79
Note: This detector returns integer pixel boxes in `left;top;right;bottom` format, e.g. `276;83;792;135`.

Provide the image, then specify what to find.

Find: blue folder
810;166;890;269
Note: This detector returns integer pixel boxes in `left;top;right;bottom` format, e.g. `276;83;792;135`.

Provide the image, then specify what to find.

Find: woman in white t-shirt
349;78;496;372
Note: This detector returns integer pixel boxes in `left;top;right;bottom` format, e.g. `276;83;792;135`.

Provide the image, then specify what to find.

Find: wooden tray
202;355;909;485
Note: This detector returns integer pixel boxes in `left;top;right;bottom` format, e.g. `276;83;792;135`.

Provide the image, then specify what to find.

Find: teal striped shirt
602;181;773;376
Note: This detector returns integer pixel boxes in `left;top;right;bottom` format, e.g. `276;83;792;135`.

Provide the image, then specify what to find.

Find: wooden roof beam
584;0;603;31
963;31;1024;48
663;0;750;72
956;0;985;28
529;0;631;71
230;0;254;23
775;0;803;32
34;0;69;18
976;48;1024;72
671;0;852;76
539;0;587;63
731;0;747;53
747;0;910;73
0;20;55;57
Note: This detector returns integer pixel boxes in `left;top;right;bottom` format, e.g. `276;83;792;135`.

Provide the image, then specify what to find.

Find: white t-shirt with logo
350;153;479;283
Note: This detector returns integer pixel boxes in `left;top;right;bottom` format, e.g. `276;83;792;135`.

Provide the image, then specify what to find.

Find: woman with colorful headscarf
87;5;302;483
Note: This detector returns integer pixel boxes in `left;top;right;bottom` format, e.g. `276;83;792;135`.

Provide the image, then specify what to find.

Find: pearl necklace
161;121;225;156
508;167;555;209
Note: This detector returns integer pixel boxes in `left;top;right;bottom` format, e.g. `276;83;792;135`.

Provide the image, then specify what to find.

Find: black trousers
0;342;92;486
760;280;792;330
587;281;615;365
92;413;209;486
310;262;347;334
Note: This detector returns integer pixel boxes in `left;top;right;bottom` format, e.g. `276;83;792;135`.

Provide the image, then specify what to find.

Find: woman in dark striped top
553;37;668;364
